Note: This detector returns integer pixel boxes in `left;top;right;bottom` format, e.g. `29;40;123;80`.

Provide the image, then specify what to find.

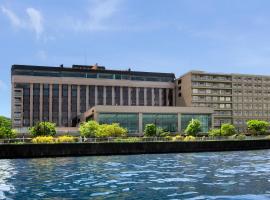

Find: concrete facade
177;71;270;131
11;64;176;128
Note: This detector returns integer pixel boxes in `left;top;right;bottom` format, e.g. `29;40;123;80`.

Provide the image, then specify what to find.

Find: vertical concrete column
159;88;162;106
95;85;98;105
86;85;89;110
77;85;80;115
103;86;106;105
68;85;71;127
144;88;147;106
151;88;155;106
136;87;139;106
166;88;169;106
112;86;115;105
139;112;143;134
177;113;182;133
59;84;62;126
120;86;123;105
49;84;53;122
30;83;33;126
39;84;43;122
128;87;131;106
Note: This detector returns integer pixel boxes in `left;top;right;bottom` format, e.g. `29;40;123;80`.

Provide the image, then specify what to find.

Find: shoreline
1;139;270;159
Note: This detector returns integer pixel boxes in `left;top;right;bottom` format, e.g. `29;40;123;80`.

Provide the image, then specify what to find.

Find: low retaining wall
1;140;270;159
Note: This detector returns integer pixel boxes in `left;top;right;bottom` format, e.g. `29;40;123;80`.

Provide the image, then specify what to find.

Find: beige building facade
177;70;270;131
11;64;176;128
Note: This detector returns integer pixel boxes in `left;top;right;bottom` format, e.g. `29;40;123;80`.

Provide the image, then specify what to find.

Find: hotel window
139;87;144;106
33;83;40;124
220;104;225;109
62;85;68;126
147;88;152;106
97;86;104;105
43;84;50;121
131;87;136;106
114;86;120;105
52;84;59;125
71;85;77;121
89;85;96;108
106;86;112;105
154;88;159;106
122;87;128;106
192;89;198;94
162;89;167;106
80;85;86;113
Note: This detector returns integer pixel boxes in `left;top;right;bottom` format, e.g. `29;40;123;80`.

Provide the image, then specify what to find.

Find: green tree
29;122;56;137
221;123;236;136
144;124;157;137
0;116;17;138
184;119;201;136
247;120;270;135
79;121;99;137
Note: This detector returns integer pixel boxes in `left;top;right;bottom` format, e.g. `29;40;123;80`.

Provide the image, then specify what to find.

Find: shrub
165;136;173;141
95;123;127;138
208;129;221;137
159;131;170;137
144;124;157;137
221;124;236;136
29;122;56;137
109;123;127;137
32;136;54;143
237;134;246;140
79;121;99;137
56;135;76;143
172;135;185;141
247;120;270;135
184;119;201;136
184;136;196;141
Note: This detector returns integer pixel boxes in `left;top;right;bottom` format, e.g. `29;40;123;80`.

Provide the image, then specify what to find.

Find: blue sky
1;0;270;117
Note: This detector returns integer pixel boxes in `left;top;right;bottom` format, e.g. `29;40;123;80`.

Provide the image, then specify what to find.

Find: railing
0;136;269;144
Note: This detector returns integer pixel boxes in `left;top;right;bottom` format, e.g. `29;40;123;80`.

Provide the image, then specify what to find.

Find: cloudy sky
1;0;270;117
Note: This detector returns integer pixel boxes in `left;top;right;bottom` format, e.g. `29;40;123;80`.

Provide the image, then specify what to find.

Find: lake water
1;150;270;199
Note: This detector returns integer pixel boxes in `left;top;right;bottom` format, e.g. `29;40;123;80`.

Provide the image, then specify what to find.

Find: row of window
192;82;231;88
192;103;232;109
191;75;231;81
13;69;174;82
233;110;270;117
192;96;231;102
192;89;232;95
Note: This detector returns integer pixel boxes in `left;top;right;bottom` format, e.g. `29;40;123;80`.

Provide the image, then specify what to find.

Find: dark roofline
11;64;175;78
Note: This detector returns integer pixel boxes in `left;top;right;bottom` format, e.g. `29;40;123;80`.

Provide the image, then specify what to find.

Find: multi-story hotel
177;71;270;131
12;64;214;134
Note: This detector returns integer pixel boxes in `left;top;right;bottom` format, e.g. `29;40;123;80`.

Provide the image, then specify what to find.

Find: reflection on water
1;150;270;199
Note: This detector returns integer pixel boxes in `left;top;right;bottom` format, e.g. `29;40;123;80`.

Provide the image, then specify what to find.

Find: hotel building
11;64;213;134
177;71;270;131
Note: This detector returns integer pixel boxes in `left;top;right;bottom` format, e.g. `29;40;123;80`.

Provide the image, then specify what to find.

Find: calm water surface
1;150;270;199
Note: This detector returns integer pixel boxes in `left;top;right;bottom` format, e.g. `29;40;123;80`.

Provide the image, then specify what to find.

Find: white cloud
1;6;23;28
72;0;121;32
1;6;44;38
26;8;43;39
